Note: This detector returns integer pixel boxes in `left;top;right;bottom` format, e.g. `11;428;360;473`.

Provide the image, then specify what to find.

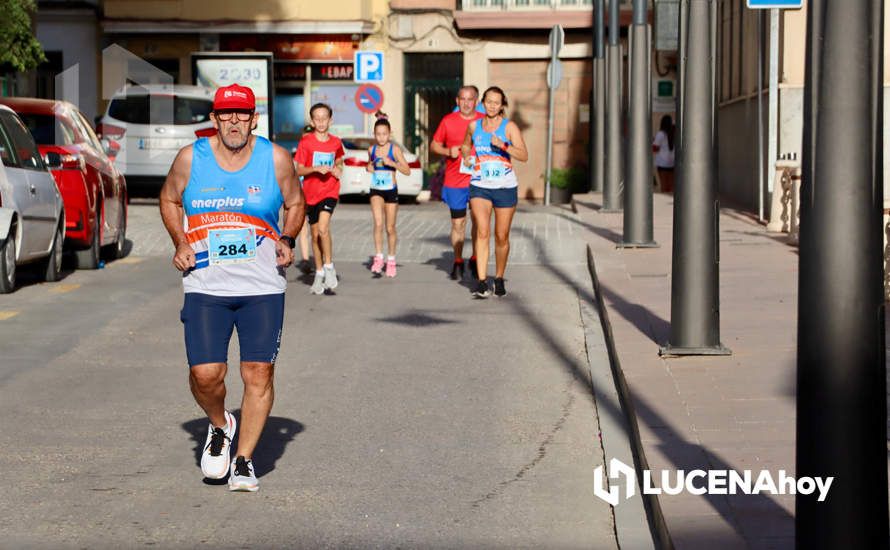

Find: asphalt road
0;201;618;549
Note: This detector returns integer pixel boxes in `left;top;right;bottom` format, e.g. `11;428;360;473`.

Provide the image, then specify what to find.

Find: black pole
676;0;687;153
603;0;622;211
660;0;728;357
592;0;605;193
796;0;888;546
620;0;656;247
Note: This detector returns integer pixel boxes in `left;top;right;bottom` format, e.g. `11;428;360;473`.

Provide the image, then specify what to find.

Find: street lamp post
603;0;623;211
660;0;729;357
620;0;656;247
591;0;605;193
796;0;888;546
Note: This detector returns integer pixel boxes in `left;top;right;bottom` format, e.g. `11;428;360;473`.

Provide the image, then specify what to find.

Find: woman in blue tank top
460;86;529;298
366;113;410;277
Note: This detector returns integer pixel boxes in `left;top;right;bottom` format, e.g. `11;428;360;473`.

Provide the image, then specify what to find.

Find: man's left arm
273;144;305;266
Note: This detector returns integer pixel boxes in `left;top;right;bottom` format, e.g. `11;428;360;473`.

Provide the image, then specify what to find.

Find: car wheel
43;222;64;282
104;206;126;261
75;208;101;269
0;223;17;294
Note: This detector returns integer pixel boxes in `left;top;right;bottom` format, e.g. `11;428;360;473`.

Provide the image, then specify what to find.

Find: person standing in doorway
653;114;675;192
430;85;484;280
294;104;345;294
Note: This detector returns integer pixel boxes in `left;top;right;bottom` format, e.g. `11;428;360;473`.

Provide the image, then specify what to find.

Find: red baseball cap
213;84;255;111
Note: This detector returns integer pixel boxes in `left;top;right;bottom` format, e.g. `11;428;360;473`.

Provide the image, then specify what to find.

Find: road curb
583;243;673;550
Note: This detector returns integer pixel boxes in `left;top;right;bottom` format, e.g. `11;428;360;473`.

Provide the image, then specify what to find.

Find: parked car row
0;98;128;294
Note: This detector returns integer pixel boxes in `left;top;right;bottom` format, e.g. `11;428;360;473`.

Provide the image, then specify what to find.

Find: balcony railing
460;0;594;9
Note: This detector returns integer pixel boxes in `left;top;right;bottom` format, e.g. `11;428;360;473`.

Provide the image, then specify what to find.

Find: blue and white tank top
181;136;285;296
470;118;518;190
370;144;397;191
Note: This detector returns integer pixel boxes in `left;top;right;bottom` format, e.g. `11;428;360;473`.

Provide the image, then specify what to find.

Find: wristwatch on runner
279;235;296;249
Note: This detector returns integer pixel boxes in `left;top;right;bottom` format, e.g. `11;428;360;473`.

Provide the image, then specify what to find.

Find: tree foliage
0;0;45;71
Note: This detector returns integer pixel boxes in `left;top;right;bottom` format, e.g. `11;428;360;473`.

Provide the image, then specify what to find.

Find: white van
98;84;215;191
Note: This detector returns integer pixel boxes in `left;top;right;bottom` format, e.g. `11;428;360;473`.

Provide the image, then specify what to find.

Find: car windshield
108;94;213;125
17;113;76;145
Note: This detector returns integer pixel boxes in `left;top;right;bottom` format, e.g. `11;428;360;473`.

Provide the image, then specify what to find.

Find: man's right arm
159;145;196;271
430;119;454;158
430;138;450;157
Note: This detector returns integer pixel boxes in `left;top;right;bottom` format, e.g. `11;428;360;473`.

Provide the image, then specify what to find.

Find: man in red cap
159;83;305;492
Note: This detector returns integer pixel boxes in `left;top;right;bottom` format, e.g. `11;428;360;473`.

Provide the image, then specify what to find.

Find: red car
0;98;127;268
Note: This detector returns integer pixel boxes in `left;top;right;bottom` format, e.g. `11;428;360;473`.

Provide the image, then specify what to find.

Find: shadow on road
423;251;478;290
182;410;305;480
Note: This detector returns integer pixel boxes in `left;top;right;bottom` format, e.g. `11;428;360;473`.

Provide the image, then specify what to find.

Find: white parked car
339;136;423;198
98;84;215;191
0;105;65;293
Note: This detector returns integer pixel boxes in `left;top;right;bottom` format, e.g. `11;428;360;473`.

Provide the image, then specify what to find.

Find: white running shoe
200;410;236;479
228;456;259;492
310;272;325;295
323;266;338;290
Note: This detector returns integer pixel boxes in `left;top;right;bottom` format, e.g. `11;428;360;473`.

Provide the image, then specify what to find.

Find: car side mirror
44;152;63;169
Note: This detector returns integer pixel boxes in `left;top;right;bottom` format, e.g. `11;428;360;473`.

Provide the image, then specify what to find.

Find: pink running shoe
370;255;384;274
385;258;397;278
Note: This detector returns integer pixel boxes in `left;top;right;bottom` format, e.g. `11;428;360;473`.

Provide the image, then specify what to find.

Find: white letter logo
593;458;637;506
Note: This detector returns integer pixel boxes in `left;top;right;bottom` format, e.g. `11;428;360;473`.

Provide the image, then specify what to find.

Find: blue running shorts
180;293;285;367
441;186;470;218
469;185;518;208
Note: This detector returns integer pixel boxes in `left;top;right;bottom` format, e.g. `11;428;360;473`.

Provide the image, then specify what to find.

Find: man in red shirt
430;86;484;280
295;103;345;295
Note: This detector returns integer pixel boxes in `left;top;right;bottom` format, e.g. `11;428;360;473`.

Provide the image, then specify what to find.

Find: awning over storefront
102;20;374;35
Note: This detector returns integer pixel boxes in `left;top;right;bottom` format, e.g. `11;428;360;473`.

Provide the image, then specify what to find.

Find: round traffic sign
355;84;384;114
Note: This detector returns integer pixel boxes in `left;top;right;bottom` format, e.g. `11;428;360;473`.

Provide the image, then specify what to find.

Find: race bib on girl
480;160;506;181
372;171;395;190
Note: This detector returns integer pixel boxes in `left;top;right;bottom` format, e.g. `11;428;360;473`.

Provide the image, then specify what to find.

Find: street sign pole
767;8;779;197
620;0;657;247
545;25;564;206
660;0;729;357
603;0;623;211
797;0;888;546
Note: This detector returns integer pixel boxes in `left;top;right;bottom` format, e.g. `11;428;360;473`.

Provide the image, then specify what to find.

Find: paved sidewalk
576;191;799;549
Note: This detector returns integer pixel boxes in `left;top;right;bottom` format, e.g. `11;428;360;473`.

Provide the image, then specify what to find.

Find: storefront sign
221;36;357;61
316;64;354;81
193;53;273;138
274;63;355;82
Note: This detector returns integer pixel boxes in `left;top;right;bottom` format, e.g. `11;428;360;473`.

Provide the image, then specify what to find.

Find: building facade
716;2;890;215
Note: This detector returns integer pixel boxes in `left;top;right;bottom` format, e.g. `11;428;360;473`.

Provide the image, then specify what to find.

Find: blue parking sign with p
355;51;384;83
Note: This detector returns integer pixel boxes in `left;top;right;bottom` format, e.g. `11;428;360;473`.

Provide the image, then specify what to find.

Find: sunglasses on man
214;110;254;122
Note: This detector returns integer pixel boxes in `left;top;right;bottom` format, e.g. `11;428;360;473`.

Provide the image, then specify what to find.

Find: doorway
404;53;462;169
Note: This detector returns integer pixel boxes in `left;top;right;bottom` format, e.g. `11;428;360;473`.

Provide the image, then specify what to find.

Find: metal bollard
766;156;801;234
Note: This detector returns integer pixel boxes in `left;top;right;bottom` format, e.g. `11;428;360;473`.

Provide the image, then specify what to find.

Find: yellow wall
105;0;386;21
781;4;890;87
